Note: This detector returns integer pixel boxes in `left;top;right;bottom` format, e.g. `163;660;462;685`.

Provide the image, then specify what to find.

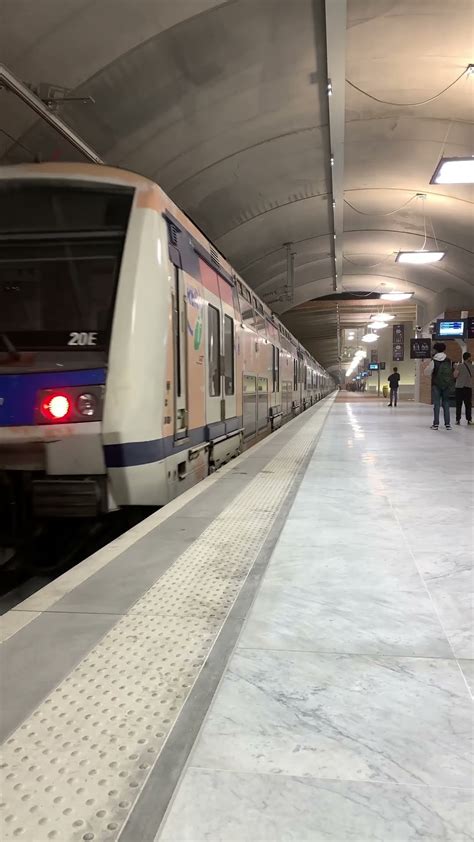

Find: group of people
425;343;472;429
385;344;473;429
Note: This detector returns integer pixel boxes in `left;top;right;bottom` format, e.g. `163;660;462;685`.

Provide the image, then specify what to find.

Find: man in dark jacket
424;342;455;430
387;367;400;407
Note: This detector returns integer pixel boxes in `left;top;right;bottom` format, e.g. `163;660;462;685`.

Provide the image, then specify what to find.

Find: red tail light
41;393;71;421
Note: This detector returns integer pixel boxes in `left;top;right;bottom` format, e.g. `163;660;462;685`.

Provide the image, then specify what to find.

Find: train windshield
0;180;133;371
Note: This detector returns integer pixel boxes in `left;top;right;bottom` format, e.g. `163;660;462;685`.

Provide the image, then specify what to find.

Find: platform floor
1;398;473;841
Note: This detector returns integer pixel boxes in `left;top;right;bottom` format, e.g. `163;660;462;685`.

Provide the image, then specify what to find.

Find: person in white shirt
454;351;473;425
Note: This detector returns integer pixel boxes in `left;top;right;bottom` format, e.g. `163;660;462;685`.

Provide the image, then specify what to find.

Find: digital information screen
437;320;465;338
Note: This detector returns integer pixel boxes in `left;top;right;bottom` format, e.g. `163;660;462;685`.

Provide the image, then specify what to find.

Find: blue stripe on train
0;368;106;426
104;418;243;468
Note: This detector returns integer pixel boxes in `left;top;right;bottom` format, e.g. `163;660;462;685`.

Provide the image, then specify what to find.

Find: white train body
0;164;333;534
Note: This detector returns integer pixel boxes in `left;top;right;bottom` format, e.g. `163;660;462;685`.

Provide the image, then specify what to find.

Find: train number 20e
68;331;98;346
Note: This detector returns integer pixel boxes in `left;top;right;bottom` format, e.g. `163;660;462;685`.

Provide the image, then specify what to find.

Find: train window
239;295;255;331
254;312;266;334
224;315;234;395
0;182;133;233
0;240;121;352
293;359;298;390
208;305;221;396
272;345;280;392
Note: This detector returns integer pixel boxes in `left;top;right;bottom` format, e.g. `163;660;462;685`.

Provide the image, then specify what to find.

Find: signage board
369;363;379;370
370;349;378;363
393;324;404;361
379;362;386;370
467;317;474;339
410;338;432;359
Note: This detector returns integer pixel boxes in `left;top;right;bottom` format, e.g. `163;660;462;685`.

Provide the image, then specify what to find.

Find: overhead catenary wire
345;67;470;107
420;196;428;251
344;194;418;216
343;254;393;269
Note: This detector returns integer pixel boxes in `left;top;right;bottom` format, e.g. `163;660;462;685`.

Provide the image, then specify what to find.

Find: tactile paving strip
0;403;331;841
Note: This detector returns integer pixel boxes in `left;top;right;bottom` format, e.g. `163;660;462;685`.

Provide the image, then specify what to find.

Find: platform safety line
0;397;335;842
0;395;335;644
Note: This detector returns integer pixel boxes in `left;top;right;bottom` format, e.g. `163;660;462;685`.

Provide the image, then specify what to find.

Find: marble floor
158;401;474;841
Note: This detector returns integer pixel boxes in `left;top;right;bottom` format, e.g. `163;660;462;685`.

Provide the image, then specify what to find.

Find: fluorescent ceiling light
431;157;474;184
369;321;388;329
396;251;445;265
380;292;414;302
362;333;378;343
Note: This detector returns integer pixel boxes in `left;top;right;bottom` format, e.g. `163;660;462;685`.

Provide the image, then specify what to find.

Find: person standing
454;351;473;425
423;342;455;430
387;367;400;406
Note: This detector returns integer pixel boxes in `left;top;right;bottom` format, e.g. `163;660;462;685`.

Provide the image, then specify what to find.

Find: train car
0;163;334;548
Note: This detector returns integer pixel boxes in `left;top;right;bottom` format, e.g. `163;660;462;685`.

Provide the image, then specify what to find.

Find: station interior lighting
345;348;366;378
380;292;414;302
373;312;395;321
430;156;474;184
361;332;379;343
396;251;445;264
369;320;388;330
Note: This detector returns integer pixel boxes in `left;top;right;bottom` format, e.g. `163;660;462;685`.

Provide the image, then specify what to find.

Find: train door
206;301;222;427
257;376;269;431
222;309;237;422
299;356;304;410
243;375;257;438
173;265;188;439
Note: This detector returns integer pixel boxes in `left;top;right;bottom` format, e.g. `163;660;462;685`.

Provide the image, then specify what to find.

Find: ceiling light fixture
380;292;414;302
430;156;474;184
330;155;334;167
327;80;333;96
369;320;388;330
396;251;445;264
362;332;378;343
375;312;395;321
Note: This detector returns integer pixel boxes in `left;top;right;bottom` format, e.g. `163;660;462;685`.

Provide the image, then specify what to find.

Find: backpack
433;358;454;391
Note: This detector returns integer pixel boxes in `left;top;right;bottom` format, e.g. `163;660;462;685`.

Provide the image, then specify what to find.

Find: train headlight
76;393;98;417
36;386;103;424
42;394;71;420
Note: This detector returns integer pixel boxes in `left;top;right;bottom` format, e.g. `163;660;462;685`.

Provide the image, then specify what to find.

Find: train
0;163;334;549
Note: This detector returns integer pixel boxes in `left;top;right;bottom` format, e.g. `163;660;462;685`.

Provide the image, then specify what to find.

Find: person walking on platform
387;367;400;407
454;351;473;425
424;342;455;430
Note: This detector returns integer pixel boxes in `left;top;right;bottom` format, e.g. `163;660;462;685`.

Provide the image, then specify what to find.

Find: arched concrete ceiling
0;0;472;366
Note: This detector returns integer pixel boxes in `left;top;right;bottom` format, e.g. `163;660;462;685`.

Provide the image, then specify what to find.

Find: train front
0;168;133;548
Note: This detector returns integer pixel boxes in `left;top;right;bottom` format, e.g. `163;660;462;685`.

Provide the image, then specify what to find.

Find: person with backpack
423;342;455;430
387;367;400;406
454;351;473;425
